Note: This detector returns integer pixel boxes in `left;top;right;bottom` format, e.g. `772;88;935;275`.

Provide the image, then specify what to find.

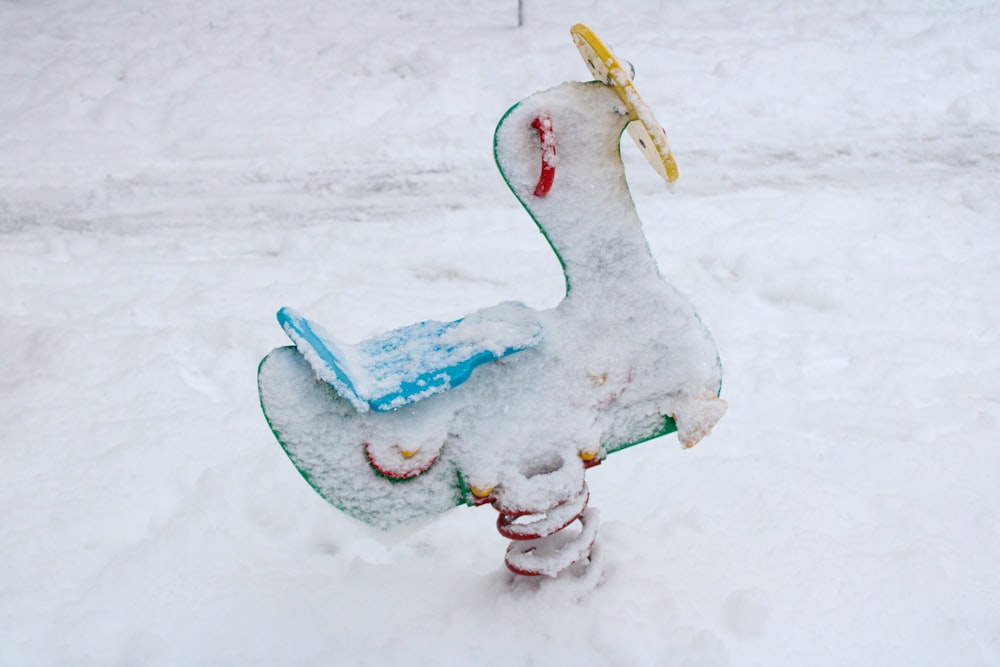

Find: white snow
2;1;999;666
260;79;726;539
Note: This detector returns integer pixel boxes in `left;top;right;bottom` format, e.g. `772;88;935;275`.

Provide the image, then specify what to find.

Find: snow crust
2;1;1000;666
280;300;544;412
261;80;725;536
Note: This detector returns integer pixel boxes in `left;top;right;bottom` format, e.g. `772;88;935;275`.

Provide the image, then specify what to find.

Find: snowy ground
2;1;999;665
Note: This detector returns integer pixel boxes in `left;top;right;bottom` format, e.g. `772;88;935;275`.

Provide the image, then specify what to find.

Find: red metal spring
490;483;599;577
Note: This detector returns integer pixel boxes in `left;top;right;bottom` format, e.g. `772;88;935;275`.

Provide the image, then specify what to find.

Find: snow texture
2;1;1000;666
261;79;725;534
278;301;543;412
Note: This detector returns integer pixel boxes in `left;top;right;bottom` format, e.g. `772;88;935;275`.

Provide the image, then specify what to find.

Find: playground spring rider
258;24;726;577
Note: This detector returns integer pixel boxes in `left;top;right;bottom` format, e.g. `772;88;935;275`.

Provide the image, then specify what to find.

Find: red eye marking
531;114;556;197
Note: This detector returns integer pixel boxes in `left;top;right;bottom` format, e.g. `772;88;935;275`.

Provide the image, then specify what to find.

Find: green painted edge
257;351;337;507
259;84;713;520
259;348;470;517
493;94;570;295
261;347;676;512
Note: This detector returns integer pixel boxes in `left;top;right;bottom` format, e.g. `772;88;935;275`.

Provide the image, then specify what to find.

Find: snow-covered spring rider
258;24;726;577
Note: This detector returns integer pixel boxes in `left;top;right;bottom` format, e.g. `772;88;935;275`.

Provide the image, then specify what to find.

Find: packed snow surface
2;1;999;666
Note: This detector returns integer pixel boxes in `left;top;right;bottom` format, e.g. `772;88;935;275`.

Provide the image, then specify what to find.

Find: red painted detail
494;486;590;541
472;493;495;507
496;505;586;541
490;482;583;518
490;501;536;518
504;561;543;577
364;442;439;480
531;114;556;197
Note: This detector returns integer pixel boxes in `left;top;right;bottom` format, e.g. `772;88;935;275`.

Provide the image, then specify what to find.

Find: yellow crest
571;23;680;184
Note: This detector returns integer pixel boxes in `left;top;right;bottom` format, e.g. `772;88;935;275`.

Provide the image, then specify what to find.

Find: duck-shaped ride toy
258;24;726;577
